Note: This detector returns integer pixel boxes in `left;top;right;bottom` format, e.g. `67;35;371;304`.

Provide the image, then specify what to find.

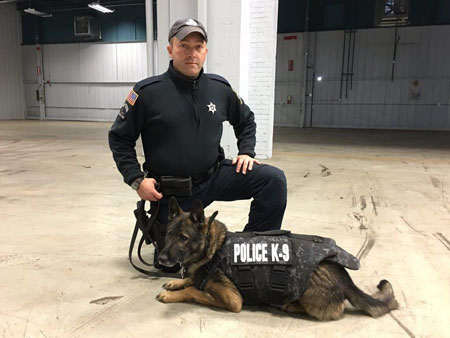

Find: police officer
108;19;287;262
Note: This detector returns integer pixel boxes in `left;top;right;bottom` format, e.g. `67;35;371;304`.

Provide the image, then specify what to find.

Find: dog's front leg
163;277;193;291
156;286;242;312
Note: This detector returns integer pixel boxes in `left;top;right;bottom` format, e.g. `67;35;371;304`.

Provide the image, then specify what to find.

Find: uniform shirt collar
168;60;204;85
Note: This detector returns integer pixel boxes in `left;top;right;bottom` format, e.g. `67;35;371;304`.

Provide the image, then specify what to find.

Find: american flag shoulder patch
126;89;139;106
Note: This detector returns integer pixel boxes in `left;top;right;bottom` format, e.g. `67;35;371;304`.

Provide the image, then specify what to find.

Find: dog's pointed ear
168;196;182;221
189;199;205;224
208;211;219;225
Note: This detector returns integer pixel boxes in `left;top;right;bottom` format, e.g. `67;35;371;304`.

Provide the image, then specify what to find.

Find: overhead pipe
301;0;310;128
391;24;401;82
350;30;356;90
339;30;347;99
345;30;352;97
309;32;317;129
145;0;155;76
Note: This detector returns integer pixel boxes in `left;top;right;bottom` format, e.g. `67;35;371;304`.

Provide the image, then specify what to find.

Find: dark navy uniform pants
155;159;287;231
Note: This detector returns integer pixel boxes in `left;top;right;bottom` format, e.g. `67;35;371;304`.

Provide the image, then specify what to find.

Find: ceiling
1;0;145;13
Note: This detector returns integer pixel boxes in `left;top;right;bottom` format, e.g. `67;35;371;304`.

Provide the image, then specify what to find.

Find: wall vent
74;16;100;39
375;0;409;27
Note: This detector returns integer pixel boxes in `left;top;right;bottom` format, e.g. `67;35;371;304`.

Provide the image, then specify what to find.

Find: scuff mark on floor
199;317;206;333
430;176;440;188
441;170;450;213
350;186;357;208
356;230;376;261
400;216;430;238
434;232;450;252
89;296;123;305
360;196;367;211
73;303;118;334
389;313;416;338
371;195;378;216
319;164;331;176
353;212;368;230
0;169;28;176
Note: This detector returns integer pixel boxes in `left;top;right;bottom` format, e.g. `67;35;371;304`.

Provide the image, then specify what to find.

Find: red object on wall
288;59;294;71
284;35;297;40
37;66;41;76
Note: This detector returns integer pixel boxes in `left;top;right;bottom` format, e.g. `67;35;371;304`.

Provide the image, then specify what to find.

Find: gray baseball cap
168;18;207;42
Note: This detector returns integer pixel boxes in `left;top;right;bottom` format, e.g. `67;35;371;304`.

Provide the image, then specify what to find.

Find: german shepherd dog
156;198;398;320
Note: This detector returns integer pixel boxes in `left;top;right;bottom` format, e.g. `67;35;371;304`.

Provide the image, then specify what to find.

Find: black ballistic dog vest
194;230;360;306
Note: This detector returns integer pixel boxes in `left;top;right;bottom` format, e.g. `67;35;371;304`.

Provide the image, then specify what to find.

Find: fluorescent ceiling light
88;2;114;13
24;8;52;17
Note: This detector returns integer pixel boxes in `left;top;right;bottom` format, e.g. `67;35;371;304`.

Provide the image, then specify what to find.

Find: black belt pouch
159;176;192;197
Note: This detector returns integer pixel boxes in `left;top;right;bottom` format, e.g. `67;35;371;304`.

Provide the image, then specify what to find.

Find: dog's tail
343;272;398;317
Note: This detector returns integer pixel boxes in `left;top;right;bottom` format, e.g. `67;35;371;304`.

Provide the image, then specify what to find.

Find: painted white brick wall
245;0;278;159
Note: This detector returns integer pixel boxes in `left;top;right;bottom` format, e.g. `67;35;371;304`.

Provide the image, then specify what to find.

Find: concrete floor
1;120;449;338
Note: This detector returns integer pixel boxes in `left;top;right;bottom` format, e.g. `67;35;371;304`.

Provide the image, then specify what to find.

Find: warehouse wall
18;0;279;158
21;5;146;45
0;4;25;120
22;42;147;120
275;25;450;131
274;34;304;126
277;0;450;33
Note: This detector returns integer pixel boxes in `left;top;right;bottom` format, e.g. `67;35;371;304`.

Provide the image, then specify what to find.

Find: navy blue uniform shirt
108;61;257;186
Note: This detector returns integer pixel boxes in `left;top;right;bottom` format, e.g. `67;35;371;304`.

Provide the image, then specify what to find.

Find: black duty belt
148;160;220;188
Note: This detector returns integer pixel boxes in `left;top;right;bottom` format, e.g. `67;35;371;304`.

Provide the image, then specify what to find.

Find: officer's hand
136;178;163;201
232;154;260;174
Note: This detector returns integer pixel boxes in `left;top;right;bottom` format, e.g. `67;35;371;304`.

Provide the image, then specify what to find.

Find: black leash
128;199;180;278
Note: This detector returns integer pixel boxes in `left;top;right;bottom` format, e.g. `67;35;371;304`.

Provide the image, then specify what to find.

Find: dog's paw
156;291;171;303
282;303;295;312
282;301;305;314
163;280;183;291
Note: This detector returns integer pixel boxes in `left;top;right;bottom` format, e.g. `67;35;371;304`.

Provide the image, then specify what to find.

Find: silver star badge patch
207;102;216;114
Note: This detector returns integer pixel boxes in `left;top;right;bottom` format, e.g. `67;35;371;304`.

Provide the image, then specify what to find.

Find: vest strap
237;265;259;304
270;265;288;306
